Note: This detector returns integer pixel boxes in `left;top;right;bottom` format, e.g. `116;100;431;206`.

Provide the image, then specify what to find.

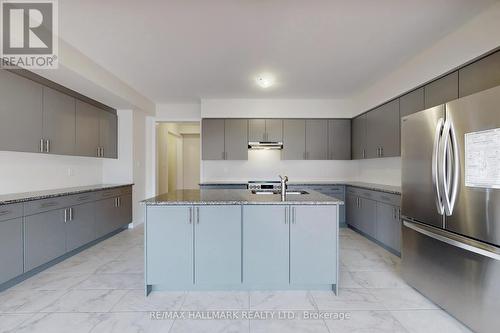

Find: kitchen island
142;189;342;295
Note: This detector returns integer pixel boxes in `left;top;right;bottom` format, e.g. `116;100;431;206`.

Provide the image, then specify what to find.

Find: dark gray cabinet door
424;71;458;108
328;119;351;160
459;51;500;97
66;203;96;252
117;193;133;229
282;119;306;160
305;119;328;160
99;111;118;158
375;202;401;253
0;218;23;284
248;119;266;142
366;100;400;158
95;198;118;238
400;88;424;118
0;70;43;153
76;100;100;157
43;87;76;155
351;115;366;160
24;209;67;271
201;119;225;160
346;194;359;229
224;119;248;160
359;198;377;238
266;119;283;142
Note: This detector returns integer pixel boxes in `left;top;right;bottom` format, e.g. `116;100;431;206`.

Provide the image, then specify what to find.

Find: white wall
201;98;355;118
132;111;147;225
0;152;103;195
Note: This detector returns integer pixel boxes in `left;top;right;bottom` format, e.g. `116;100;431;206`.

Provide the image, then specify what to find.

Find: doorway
156;122;200;195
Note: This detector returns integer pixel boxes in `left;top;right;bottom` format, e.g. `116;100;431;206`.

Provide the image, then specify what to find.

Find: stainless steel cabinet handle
97;147;100;157
45;139;50;153
101;147;104;157
40;138;44;152
380;147;384;157
188;207;192;224
363;149;366;159
64;208;68;223
69;207;73;221
196;207;200;224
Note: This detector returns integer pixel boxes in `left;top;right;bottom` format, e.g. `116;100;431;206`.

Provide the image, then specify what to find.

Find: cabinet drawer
24;197;70;216
66;192;96;205
96;189;120;200
119;186;132;195
0;203;23;222
375;192;401;206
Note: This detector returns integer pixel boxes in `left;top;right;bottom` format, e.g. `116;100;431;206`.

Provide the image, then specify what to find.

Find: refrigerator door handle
448;118;460;216
403;220;500;261
432;118;445;215
440;117;460;216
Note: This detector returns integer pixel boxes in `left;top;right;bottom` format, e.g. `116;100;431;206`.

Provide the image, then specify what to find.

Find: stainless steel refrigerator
401;85;500;333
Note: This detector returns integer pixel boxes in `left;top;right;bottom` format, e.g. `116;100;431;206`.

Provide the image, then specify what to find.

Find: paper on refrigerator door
465;128;500;189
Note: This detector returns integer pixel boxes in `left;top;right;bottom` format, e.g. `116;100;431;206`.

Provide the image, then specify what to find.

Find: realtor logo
1;0;58;69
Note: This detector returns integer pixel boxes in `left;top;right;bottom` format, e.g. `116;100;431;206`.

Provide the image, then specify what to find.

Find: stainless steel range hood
248;141;283;150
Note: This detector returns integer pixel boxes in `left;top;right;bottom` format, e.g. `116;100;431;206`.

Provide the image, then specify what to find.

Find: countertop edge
141;201;344;206
0;184;134;206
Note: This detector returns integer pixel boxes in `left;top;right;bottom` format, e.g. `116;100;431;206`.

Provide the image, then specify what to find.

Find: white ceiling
59;0;497;103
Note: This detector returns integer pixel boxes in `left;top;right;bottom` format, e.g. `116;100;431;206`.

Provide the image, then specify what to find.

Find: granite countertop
0;184;133;206
142;189;344;206
199;180;401;195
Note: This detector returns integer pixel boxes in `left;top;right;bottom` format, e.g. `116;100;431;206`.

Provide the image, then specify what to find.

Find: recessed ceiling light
255;74;275;89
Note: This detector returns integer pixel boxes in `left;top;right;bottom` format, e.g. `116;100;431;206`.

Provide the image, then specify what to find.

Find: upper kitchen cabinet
99;111;118;158
328;119;351;160
202;118;225;160
75;100;101;157
400;88;424;119
224;119;248;160
0;70;43;153
42;87;76;155
459;50;500;98
248;119;283;142
351;114;366;160
305;119;328;160
201;118;248;160
282;119;306;160
424;71;458;108
366;99;400;158
248;119;266;142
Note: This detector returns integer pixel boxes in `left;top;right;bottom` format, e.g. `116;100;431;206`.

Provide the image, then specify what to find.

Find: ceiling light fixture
255;74;275;89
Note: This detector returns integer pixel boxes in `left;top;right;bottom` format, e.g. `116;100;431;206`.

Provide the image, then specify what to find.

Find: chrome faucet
279;175;288;201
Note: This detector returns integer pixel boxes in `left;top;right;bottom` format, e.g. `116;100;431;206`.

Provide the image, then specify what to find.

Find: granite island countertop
0;184;134;206
199;180;401;195
142;189;344;205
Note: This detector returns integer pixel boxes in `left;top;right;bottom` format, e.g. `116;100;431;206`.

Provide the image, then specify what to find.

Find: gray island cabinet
142;189;341;294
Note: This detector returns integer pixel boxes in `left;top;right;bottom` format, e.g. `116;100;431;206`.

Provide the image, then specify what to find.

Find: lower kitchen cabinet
66;202;96;252
290;205;337;285
359;198;377;238
376;203;401;253
346;187;401;254
146;206;193;285
95;197;119;238
195;205;241;285
0;218;23;284
117;193;133;230
24;209;67;272
243;206;289;284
